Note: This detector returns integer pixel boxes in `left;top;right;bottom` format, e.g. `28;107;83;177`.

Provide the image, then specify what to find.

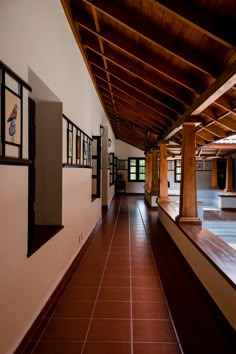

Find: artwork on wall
68;130;73;158
118;159;127;170
167;160;174;171
63;114;92;167
83;140;88;161
0;61;32;163
204;160;212;171
76;135;81;160
5;88;21;145
196;161;203;171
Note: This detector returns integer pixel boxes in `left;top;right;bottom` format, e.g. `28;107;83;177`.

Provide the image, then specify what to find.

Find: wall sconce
108;138;112;147
100;125;105;137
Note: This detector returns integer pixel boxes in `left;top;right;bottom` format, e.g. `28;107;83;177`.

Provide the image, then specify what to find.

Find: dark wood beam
108;113;161;136
107;106;164;134
75;13;204;93
92;63;179;120
155;0;236;48
162;61;236;140
198;125;227;139
204;144;236;149
79;0;219;76
196;130;215;142
84;41;189;110
112;104;166;131
106;95;169;130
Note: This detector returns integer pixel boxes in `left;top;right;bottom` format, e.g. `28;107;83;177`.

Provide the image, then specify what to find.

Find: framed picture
204;160;212;171
68;130;73;158
167;160;173;171
76;135;81;160
118;159;126;170
83;140;88;161
196;161;203;171
5;88;21;145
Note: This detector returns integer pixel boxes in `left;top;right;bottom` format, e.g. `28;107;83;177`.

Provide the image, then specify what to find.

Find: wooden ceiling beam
107;106;164;133
196;130;215;142
203;144;236;149
92;63;179;120
75;13;204;93
195;136;207;145
110;93;171;127
106;95;169;130
113;104;166;131
80;0;219;76
103;95;169;130
109;113;161;136
197;124;227;139
84;41;189;110
201;108;236;131
162;61;236;140
154;0;235;48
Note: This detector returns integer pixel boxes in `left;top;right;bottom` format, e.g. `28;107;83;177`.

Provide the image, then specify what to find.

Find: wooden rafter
83;40;190;109
162;61;236;140
80;0;219;76
154;0;236;48
75;12;204;93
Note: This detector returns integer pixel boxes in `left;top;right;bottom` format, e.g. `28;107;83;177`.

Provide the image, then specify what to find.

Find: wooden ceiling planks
62;0;236;155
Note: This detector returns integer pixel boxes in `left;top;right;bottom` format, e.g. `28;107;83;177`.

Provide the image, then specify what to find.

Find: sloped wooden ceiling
61;0;236;157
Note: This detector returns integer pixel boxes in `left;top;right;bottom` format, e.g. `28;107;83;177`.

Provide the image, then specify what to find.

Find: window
128;158;146;182
175;159;181;182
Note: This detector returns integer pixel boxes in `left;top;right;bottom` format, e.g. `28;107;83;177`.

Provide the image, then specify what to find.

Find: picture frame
167;160;173;171
83;140;88;161
68;130;73;158
118;159;126;170
196;161;203;171
76;135;81;160
204;160;212;171
5;88;21;145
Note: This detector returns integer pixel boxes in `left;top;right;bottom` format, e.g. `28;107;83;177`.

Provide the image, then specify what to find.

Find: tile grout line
80;198;122;354
29;233;104;354
137;199;184;353
128;197;134;354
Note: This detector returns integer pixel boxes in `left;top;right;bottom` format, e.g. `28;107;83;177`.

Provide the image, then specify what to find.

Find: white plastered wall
0;1;111;353
115;140;145;193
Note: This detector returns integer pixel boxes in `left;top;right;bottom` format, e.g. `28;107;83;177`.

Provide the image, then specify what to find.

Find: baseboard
15;227;95;354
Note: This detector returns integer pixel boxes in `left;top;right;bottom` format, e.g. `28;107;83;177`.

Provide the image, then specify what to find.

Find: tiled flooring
22;196;182;354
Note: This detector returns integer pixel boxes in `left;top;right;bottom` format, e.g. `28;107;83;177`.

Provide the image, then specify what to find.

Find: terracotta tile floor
22;196;182;354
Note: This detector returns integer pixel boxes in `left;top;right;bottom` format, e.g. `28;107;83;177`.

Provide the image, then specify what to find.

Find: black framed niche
0;60;31;165
28;97;64;256
27;66;65;256
63;114;92;167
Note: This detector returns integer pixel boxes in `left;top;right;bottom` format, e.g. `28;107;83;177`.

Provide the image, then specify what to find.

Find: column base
224;188;235;192
175;215;202;225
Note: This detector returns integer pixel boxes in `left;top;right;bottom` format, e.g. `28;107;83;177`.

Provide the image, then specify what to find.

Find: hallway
22;196;182;354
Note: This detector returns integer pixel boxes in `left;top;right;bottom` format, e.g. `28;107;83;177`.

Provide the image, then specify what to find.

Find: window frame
128;157;146;182
174;159;181;183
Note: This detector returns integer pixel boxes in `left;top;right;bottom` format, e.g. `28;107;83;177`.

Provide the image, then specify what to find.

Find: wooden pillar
211;159;218;189
224;156;234;192
144;152;148;191
146;151;153;192
151;148;159;194
158;144;169;201
176;123;201;224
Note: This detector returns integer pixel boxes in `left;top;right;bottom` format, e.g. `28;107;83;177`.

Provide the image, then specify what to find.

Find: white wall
0;1;111;353
115;140;145;193
168;170;212;190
